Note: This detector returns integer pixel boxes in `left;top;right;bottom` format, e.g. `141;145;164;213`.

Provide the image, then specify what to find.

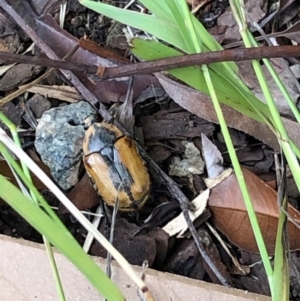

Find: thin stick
0;45;80;106
0;45;299;79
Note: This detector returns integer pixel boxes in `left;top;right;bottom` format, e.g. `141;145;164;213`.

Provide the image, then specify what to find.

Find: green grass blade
0;113;67;301
0;144;64;223
273;169;289;301
164;0;198;52
189;10;238;73
130;38;271;123
246;35;300;125
0;111;31;179
229;0;300;192
43;238;66;301
264;59;300;124
229;0;296;297
202;62;273;277
0;146;67;301
0;174;125;301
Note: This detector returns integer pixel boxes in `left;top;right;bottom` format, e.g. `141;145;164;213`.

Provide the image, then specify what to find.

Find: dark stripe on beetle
100;152;136;203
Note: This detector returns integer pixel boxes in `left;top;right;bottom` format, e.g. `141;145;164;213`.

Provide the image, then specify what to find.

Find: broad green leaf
131;38;271;123
164;0;198;53
80;0;234;76
139;0;173;21
0;175;124;301
79;0;186;50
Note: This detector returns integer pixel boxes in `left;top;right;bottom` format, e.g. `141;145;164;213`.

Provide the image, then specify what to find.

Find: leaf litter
0;0;300;298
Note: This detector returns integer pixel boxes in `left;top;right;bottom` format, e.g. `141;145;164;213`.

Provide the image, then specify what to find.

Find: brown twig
0;45;80;106
0;50;97;74
99;45;300;78
140;151;231;286
0;45;300;80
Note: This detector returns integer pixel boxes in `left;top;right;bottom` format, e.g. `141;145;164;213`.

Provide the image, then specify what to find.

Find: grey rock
35;101;97;190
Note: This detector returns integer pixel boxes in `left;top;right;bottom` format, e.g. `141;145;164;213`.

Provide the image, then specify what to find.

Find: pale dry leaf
0;64;16;76
163;188;210;237
201;133;224;178
23;85;83;103
205;168;233;189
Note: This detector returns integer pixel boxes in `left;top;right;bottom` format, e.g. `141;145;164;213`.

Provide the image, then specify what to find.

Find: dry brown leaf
35;15;160;104
156;73;300;152
209;167;300;254
0;160;51;206
60;173;99;213
141;110;214;141
264;21;300;44
0;159;50;190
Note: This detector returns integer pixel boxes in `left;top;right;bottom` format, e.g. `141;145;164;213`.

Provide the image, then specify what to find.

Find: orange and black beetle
83;122;151;211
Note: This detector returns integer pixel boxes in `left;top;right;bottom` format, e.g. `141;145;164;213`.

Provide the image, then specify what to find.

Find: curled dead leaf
209;167;300;254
